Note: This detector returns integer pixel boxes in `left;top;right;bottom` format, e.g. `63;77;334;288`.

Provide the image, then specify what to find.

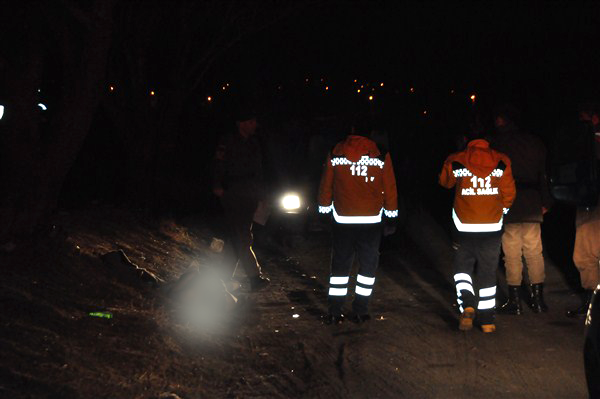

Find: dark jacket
213;133;264;199
491;127;552;223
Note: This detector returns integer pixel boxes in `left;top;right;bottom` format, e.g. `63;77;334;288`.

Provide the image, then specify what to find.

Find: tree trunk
0;1;115;242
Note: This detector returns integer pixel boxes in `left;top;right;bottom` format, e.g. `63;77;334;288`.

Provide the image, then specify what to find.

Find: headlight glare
281;194;301;210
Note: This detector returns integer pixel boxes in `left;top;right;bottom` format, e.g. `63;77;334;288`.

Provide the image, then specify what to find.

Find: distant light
410;87;414;93
37;88;41;93
0;105;4;120
368;95;374;101
38;103;47;111
150;90;155;96
361;85;364;89
357;89;361;93
371;88;375;92
226;83;230;87
222;86;226;91
380;82;384;87
450;89;455;94
325;86;329;91
305;78;309;83
320;78;324;82
470;94;476;102
278;85;282;90
354;79;357;83
207;96;212;102
109;85;115;92
423;110;427;115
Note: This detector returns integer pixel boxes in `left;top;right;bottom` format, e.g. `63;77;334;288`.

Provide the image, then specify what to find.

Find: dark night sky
223;2;600;106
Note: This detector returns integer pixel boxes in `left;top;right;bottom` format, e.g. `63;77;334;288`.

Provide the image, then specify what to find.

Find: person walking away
212;109;270;291
318;113;398;324
490;105;553;314
439;129;516;333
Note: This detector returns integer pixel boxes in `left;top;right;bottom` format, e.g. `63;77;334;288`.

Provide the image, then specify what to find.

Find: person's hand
383;218;397;236
213;187;224;197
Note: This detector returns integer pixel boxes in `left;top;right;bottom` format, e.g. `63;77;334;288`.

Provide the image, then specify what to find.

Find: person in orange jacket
318;113;398;324
439;130;516;333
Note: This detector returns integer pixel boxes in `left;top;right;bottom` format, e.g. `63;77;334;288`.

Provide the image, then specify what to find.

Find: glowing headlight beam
281;194;301;210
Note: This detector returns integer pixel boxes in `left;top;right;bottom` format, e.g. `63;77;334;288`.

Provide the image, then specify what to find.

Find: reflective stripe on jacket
439;139;516;232
318;135;398;224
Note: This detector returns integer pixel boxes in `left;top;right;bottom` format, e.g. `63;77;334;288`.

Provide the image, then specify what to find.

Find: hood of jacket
463;139;501;177
333;135;380;162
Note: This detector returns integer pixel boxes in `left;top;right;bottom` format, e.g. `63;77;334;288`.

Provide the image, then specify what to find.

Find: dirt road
239;209;588;398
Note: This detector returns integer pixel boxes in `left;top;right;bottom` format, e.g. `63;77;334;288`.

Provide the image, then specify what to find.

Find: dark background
0;0;599;240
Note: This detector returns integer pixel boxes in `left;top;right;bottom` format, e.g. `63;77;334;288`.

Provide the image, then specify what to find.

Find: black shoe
497;285;523;315
249;275;270;292
323;313;345;325
529;283;548;313
566;290;593;318
350;313;372;324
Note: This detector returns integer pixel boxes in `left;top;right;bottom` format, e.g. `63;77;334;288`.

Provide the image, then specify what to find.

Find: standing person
439;130;516;333
212;109;270;291
318;113;398;324
490;105;553;314
561;103;600;317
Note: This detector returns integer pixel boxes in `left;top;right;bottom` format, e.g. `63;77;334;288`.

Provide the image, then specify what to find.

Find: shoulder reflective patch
384;209;398;218
319;204;333;214
333;207;382;224
331;155;384;169
452;209;503;232
453;168;473;177
331;157;353;166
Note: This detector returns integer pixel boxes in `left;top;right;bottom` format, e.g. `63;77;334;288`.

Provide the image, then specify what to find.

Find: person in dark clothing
213;110;270;291
490;105;553;314
561;103;600;317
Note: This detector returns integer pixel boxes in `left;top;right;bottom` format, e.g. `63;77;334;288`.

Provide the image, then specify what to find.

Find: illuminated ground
0;206;588;398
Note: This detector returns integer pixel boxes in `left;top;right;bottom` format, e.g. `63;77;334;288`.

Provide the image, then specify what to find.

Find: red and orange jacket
439;139;516;232
318;135;398;224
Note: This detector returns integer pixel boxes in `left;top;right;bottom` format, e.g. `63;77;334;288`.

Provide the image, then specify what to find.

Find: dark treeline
1;1;599;243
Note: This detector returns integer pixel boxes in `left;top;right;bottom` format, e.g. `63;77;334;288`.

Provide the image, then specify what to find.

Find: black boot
529;283;548;313
566;290;593;318
497;285;523;315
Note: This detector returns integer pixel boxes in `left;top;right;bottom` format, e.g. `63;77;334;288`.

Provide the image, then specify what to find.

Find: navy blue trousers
453;230;502;325
329;222;382;316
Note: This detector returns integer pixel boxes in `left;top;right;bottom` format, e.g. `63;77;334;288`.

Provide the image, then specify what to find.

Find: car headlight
281;194;301;211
